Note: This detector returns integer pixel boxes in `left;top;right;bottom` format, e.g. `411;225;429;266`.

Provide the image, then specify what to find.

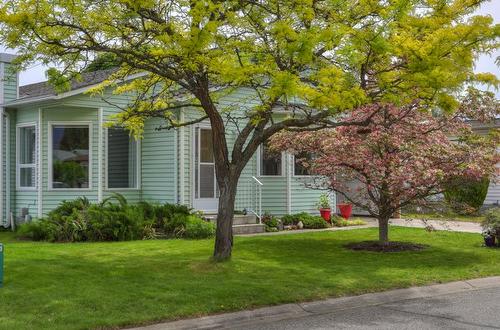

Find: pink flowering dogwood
271;102;498;244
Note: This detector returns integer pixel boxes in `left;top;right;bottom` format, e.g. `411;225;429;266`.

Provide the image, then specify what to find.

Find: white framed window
16;123;37;190
293;152;315;176
49;122;92;190
106;127;139;189
258;142;284;176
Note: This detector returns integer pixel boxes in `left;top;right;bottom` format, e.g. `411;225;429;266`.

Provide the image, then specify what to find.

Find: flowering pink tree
271;101;498;244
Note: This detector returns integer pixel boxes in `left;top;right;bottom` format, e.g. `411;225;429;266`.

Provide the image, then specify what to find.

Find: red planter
319;208;332;223
338;203;353;219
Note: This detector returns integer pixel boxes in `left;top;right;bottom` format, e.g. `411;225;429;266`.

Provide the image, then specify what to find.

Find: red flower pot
319;208;331;223
338;203;353;219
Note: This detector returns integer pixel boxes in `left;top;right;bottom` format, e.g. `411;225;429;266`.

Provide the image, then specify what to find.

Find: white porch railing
244;176;263;223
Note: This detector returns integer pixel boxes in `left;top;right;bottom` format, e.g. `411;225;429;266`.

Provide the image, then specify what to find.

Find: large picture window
17;125;37;189
51;124;90;189
107;127;138;189
259;142;282;176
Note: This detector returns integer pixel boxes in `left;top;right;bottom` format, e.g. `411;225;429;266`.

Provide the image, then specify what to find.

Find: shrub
16;194;201;242
183;216;216;239
280;212;329;229
299;214;329;229
444;177;490;215
262;213;280;231
280;214;297;226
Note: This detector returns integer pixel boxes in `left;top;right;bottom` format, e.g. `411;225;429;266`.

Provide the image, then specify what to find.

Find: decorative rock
297;221;304;229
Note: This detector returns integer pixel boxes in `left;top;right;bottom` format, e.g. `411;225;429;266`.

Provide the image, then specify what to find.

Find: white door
193;127;219;212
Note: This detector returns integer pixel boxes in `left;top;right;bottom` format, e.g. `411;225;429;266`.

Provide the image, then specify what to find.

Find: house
469;119;500;207
0;54;329;229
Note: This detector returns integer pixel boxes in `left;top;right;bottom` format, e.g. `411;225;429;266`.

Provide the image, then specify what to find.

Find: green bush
16;194;202;242
280;214;297;226
262;213;280;231
183;216;216;239
444;177;490;215
300;214;329;229
280;212;329;229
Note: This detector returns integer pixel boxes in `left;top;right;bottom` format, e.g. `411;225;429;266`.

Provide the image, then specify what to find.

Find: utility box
0;243;3;287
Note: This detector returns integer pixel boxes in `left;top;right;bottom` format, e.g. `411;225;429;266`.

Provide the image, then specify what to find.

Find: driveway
131;277;500;330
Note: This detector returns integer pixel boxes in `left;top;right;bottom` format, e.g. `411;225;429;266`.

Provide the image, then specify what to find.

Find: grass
402;212;485;223
0;227;499;329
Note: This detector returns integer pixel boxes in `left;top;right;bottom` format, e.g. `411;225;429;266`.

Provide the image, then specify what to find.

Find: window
51;124;90;189
259;142;282;176
107;127;138;189
294;152;314;176
17;125;36;189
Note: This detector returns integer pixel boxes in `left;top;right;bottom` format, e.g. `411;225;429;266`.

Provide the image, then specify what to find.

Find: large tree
271;97;499;244
1;0;497;260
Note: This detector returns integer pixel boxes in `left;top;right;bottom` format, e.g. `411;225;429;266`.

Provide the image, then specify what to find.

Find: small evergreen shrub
444;177;490;215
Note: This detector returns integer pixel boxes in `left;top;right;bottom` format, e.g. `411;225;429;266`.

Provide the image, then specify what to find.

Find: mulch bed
344;241;429;252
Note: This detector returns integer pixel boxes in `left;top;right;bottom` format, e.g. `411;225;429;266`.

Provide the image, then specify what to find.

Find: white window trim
48;121;93;191
256;144;285;178
16;122;37;191
192;123;220;202
104;126;141;191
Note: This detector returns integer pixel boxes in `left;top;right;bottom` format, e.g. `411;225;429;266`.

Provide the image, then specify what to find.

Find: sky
1;1;499;96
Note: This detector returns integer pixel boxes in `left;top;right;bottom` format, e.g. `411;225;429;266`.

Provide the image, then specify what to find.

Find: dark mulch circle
344;241;429;252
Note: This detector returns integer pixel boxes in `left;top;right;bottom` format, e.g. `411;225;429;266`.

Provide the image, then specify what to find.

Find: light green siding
3;62;18;103
141;118;176;203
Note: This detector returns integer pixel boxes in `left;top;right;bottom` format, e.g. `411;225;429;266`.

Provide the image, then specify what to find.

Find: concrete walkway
239;217;482;237
129;277;500;330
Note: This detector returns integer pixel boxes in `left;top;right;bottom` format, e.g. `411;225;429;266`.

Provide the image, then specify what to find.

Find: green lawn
0;227;499;330
402;212;485;223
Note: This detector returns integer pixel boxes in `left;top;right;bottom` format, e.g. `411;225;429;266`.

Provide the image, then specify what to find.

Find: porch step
204;214;264;234
232;223;266;235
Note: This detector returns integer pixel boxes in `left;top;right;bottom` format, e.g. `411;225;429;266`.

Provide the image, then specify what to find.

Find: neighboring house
0;53;328;227
469;119;500;207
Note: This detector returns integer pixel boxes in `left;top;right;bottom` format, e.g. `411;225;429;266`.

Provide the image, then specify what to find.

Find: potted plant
337;202;353;220
482;229;496;247
316;194;332;222
481;207;500;248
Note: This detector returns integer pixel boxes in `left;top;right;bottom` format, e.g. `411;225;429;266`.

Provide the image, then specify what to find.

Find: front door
193;127;219;212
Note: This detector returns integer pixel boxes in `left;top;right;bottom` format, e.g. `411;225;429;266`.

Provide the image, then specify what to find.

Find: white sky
1;1;498;97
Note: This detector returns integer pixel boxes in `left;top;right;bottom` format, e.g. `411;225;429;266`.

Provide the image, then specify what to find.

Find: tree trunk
213;180;238;261
378;217;390;244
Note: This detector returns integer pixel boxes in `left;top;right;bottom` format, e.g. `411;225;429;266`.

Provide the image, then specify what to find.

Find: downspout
286;153;292;215
179;110;185;205
5;111;10;228
37;108;42;218
0;107;4;227
97;107;103;203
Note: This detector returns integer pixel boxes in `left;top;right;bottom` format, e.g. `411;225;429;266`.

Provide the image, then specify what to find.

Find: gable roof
18;68;117;100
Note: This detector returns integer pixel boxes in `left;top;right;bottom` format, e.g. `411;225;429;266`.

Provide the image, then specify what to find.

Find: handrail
251;176;263;186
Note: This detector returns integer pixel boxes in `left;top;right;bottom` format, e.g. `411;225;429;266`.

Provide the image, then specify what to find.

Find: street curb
127;276;500;330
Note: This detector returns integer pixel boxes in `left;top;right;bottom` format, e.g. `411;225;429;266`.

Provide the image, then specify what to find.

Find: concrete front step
233;223;266;235
204;213;264;234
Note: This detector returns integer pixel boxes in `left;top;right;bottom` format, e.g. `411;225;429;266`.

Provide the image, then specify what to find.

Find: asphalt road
235;287;500;330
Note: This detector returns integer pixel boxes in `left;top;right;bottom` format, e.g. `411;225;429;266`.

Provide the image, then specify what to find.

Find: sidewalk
128;276;500;330
239;217;481;237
